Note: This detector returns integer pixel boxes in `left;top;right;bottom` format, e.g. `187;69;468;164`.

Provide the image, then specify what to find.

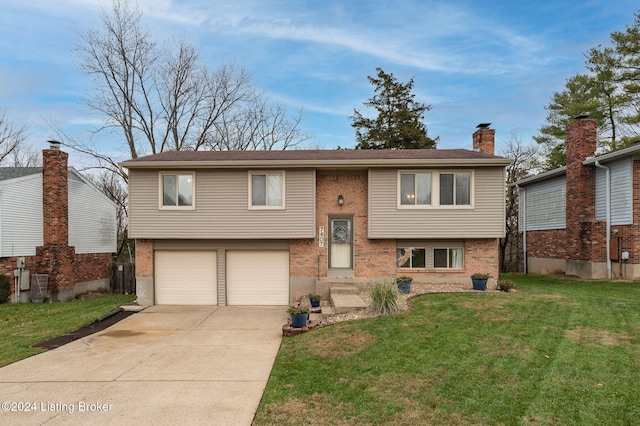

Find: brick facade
288;172;500;282
526;229;567;259
135;239;154;277
523;118;640;279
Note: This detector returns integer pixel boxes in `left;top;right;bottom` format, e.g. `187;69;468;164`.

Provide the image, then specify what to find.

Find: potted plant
308;293;321;308
470;272;491;291
396;276;413;294
287;306;309;328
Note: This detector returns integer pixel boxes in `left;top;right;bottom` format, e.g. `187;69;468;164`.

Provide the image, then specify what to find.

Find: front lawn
255;274;640;425
0;293;135;367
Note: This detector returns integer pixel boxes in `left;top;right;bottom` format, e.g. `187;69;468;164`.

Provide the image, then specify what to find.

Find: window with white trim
434;248;464;269
397;247;426;268
250;171;285;209
398;170;473;208
400;172;432;206
160;172;194;209
439;172;471;206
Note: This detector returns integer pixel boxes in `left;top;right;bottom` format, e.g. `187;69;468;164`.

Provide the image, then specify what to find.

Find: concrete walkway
0;305;286;425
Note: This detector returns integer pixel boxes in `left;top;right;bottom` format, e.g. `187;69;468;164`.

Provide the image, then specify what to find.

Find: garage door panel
227;251;288;305
155;251;217;305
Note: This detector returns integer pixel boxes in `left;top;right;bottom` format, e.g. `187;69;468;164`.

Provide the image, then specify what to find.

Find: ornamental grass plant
367;278;400;315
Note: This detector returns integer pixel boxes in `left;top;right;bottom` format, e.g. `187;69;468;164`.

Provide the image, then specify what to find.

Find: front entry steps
330;285;367;314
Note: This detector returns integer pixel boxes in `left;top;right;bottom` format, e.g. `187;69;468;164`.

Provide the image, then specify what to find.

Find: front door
329;217;353;269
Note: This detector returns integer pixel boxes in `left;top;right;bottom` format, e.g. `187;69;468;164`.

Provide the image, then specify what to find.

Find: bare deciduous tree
0;110;35;166
499;132;541;272
85;170;129;257
70;0;308;181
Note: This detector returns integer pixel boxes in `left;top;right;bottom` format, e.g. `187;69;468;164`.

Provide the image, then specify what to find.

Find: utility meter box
621;251;630;260
16;257;25;268
14;269;30;290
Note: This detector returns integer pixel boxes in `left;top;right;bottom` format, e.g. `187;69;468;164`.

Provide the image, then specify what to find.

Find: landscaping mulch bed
33;309;135;350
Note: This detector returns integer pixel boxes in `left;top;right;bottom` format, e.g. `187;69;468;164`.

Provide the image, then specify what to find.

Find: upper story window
400;172;432;206
398;170;473;208
249;171;285;209
439;172;471;206
160;172;195;209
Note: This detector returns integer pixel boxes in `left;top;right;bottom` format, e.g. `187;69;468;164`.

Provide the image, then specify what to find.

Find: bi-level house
516;116;640;280
121;125;511;306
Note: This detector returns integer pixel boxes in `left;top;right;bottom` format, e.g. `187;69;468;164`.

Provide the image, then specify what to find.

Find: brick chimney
565;117;597;266
473;124;495;155
42;141;69;246
36;141;76;301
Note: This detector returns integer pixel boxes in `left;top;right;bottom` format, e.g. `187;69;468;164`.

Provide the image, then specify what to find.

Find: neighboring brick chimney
42;141;69;246
36;141;76;301
565;117;597;266
473;124;495;155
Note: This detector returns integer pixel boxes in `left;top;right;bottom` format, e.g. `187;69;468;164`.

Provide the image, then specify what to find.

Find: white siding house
0;168;117;257
68;170;118;254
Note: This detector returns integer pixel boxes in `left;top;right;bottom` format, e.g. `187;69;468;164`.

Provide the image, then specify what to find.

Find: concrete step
331;293;368;314
330;285;360;295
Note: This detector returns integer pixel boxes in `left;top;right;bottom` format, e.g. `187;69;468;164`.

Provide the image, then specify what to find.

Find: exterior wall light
337;195;344;206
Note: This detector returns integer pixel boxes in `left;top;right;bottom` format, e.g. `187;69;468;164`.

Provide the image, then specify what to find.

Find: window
250;171;284;208
398;170;472;208
400;172;432;205
434;248;463;268
161;173;194;209
397;248;426;268
439;172;471;206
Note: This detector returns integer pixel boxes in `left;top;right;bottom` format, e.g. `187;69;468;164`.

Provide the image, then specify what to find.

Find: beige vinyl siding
368;168;506;238
129;169;315;239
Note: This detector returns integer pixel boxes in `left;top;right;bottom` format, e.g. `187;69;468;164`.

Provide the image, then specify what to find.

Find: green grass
0;293;135;367
255;274;640;425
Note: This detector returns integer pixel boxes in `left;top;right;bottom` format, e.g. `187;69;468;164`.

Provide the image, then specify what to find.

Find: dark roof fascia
120;150;513;170
510;166;567;187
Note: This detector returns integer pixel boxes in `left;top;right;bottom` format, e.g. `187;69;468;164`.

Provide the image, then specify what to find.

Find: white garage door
155;250;217;305
227;250;289;305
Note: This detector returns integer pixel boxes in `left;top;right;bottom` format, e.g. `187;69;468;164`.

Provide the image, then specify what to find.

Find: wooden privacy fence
111;262;135;294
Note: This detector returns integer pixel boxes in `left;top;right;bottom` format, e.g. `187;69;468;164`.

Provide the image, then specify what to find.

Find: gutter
594;161;612;279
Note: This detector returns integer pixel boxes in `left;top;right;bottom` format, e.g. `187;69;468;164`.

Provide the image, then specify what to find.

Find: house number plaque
319;226;325;247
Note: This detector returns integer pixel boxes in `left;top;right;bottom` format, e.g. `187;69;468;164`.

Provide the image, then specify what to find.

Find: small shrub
0;274;10;304
287;306;309;315
497;279;516;292
471;272;491;279
368;279;400;316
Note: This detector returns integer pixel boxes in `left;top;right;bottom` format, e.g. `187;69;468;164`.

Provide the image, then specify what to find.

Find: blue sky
1;0;639;167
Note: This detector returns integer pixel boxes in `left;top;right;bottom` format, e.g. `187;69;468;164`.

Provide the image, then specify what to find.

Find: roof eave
583;143;640;165
119;158;513;170
510;166;567;187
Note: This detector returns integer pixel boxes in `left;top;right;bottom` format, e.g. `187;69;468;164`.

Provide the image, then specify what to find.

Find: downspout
594;161;611;279
517;184;527;274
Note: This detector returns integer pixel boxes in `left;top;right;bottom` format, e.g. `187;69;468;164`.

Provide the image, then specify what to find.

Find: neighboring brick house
515;116;640;279
120;125;511;306
0;142;118;302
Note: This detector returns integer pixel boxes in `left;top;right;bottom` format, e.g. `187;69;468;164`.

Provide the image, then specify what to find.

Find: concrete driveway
0;305;286;425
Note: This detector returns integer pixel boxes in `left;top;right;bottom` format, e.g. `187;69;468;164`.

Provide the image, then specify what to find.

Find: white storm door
329;217;352;269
